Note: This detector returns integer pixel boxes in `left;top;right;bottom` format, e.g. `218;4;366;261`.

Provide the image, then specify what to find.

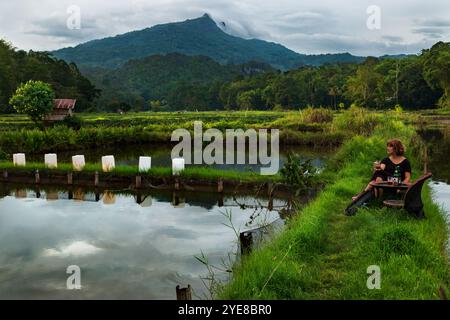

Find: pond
0;186;300;299
419;125;450;224
26;143;336;172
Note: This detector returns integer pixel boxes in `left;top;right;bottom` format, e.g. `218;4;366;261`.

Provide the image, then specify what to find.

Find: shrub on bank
332;106;379;136
300;107;334;123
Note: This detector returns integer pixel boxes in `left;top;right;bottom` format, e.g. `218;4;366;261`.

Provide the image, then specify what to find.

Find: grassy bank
219;117;449;299
0;161;283;184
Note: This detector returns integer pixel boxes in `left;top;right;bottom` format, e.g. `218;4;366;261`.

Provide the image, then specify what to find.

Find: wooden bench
383;173;432;219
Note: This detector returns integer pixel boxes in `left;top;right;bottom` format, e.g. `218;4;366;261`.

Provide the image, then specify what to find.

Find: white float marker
139;156;152;172
102;156;115;172
13;153;26;166
72;155;86;171
172;158;185;175
44;154;58;169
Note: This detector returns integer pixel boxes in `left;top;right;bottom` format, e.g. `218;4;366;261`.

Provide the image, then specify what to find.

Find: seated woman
352;139;412;201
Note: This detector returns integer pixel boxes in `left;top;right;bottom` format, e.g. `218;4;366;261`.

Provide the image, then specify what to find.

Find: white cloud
43;241;103;257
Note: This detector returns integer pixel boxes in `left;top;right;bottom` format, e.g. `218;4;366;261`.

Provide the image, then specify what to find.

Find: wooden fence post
35;170;40;184
176;285;192;300
136;175;142;189
240;231;253;255
67;172;73;185
94;171;99;187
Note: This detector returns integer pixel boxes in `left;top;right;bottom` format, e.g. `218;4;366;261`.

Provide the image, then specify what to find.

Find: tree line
162;42;449;111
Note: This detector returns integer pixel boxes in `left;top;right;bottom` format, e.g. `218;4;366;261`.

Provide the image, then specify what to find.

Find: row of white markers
12;153;186;175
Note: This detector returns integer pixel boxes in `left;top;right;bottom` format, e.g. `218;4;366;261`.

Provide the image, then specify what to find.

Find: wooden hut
45;99;76;121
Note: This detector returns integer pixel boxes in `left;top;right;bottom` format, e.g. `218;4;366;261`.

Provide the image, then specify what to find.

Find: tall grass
218;116;449;299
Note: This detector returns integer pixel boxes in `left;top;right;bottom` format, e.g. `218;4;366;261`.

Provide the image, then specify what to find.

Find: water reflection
0;185;292;299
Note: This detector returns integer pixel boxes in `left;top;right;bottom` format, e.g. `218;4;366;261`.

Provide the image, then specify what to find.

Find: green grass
0;109;400;153
0;161;283;183
218;118;449;300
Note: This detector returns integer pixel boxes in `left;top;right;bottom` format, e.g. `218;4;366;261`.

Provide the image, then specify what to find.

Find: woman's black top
372;157;412;182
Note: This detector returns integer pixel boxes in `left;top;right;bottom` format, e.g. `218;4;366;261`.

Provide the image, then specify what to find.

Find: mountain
52;14;363;71
87;53;274;110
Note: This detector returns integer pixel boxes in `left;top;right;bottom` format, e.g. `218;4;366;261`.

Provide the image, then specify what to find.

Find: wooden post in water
68;187;73;200
95;189;100;202
94;171;99;187
35;186;41;199
176;285;192;300
136;175;142;189
240;231;253;255
35;170;40;184
218;178;223;193
218;194;224;207
174;178;180;191
136;192;142;204
67;172;73;185
173;192;180;206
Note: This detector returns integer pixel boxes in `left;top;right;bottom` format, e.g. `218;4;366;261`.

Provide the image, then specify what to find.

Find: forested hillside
90;42;449;111
0;39;99;113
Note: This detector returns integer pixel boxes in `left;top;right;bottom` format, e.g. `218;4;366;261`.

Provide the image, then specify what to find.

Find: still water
420;125;450;223
27;144;334;172
0;187;292;299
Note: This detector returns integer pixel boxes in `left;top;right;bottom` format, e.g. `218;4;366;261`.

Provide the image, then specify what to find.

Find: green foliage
0;40;99;113
9;80;55;124
332;106;379;136
0;148;7;160
300;107;333;123
422;42;450;108
0;111;345;153
58;115;84;130
280;154;318;194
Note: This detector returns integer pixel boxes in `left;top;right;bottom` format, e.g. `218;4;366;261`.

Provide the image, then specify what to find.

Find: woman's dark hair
387;139;405;156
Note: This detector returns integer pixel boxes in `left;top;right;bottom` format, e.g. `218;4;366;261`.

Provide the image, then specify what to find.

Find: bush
58;115;84;130
0;148;7;160
332;106;379;136
280;153;318;194
300;107;333;123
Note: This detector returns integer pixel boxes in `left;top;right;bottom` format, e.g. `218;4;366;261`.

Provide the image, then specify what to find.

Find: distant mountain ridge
52;14;365;70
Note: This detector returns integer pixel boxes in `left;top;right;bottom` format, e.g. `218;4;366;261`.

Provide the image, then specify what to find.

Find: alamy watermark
66;265;81;290
367;265;381;289
171;121;280;175
366;5;381;30
67;5;81;30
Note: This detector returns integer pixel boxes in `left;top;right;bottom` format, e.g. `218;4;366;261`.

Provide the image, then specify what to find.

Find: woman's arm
403;172;411;184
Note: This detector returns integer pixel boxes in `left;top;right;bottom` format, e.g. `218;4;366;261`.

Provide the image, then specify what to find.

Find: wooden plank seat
383;199;405;208
382;173;432;219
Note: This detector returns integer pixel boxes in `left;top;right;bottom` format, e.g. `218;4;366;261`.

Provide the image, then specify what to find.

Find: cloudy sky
1;0;449;56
